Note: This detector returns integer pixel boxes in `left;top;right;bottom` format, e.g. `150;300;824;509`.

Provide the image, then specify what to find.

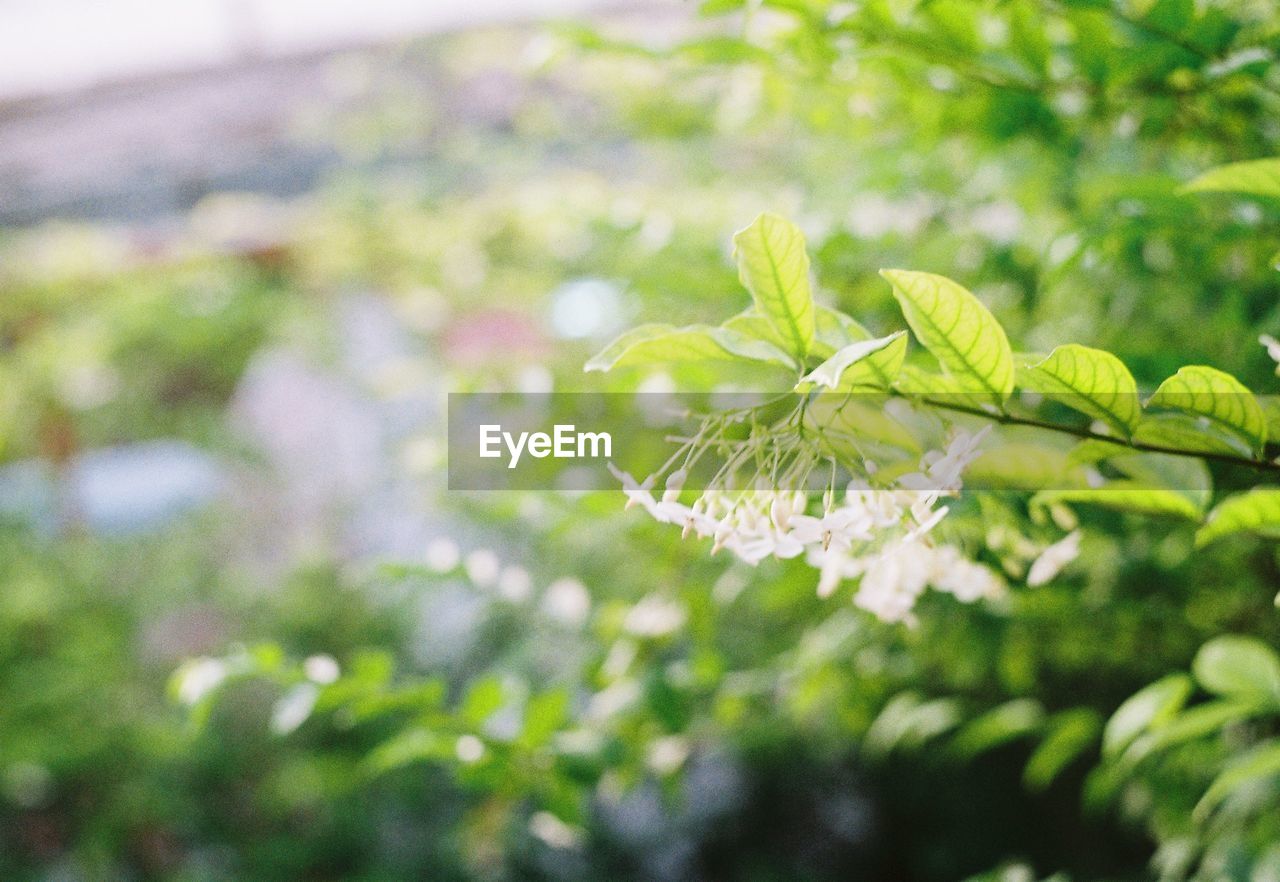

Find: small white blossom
624;596;686;637
1027;531;1082;586
610;426;994;623
529;812;584;850
543;577;591;625
464;549;501;588
425;537;460;572
270;683;318;735
455;734;485;763
176;657;228;705
303;654;340;685
497;565;533;602
1261;333;1280;375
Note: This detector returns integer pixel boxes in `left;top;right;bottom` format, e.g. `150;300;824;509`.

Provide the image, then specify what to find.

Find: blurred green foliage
1;1;1280;879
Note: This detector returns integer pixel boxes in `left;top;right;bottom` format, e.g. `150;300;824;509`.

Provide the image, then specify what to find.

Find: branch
916;396;1280;476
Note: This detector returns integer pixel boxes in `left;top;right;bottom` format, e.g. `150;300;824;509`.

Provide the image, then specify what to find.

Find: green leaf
725;305;869;360
966;443;1087;491
1196;739;1280;821
1192;636;1280;707
363;728;450;775
1031;482;1205;521
1019;344;1140;437
461;676;506;725
893;364;968;395
863;692;963;758
950;698;1045;759
519;689;570;749
1024;709;1101;791
1146;365;1267;456
879;269;1015;404
732;213;816;359
585;323;795;372
812;306;873;357
1132;411;1255;458
806;396;923;455
1183;157;1280;198
1196;488;1280;547
1102;674;1192;757
1118;700;1267;769
797;332;907;390
1068;443;1213;513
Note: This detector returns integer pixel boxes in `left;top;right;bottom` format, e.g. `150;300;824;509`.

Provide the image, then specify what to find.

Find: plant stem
916;396;1280;475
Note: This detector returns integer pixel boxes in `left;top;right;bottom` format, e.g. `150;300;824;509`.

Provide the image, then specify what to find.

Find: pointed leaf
893;364;968;395
1031;482;1205;520
1146;365;1267;456
966;443;1087;491
950;698;1045;759
1132;411;1255;458
1024;709;1101;791
725;305;869;360
1019;344;1140;437
1196;488;1280;547
797;332;907;391
1196;739;1280;821
1193;636;1280;707
732;213;816;358
1183;157;1280;198
1103;674;1193;757
812;305;873;357
880;269;1015;404
585;323;795;372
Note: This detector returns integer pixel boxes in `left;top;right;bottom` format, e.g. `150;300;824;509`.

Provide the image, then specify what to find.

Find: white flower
455;734;485;763
646;735;690;776
303;654;340;685
624;596;686;637
929;545;1005;602
1027;531;1082;586
609;423;994;623
425;537;460;572
1261;334;1280;375
853;540;932;624
465;549;500;588
497;565;533;602
270;683;318;735
542;577;591;625
175;657;228;705
529;812;584;850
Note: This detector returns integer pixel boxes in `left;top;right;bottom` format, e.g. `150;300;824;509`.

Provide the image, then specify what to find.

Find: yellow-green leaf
1019;344;1140;437
585;324;795;372
966;443;1087;492
1024;709;1101;791
725;305;869;360
1146;365;1267;456
1102;674;1192;757
1183;157;1280;198
893;364;967;396
1132;412;1255;458
1195;488;1280;547
1192;636;1280;707
732;213;816;359
1196;740;1280;822
1031;482;1205;521
797;332;907;391
812;306;872;357
880;269;1015;404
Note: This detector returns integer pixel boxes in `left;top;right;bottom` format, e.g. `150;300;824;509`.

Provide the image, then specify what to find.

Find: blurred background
2;0;1280;879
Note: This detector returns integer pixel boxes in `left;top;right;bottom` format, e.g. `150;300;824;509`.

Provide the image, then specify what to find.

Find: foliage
5;1;1280;880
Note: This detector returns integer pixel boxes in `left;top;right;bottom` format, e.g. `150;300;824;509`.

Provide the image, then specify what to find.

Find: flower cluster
610;426;1007;624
